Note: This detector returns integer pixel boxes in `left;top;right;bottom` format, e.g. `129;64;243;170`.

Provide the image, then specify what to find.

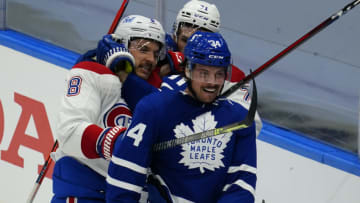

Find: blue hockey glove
96;34;135;73
76;49;97;64
165;33;178;52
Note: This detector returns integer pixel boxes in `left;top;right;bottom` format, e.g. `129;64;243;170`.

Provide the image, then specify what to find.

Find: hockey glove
157;51;185;74
76;48;97;64
96;126;127;160
165;33;178;52
96;34;135;73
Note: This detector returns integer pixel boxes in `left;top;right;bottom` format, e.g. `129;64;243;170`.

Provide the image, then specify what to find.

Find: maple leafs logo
173;112;232;173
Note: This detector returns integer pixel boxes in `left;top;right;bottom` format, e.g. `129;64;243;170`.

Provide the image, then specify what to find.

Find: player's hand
158;51;185;75
76;49;97;64
96;126;127;160
167;51;185;73
96;34;135;73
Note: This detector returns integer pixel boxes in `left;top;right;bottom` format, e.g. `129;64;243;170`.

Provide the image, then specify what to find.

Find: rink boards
0;30;359;203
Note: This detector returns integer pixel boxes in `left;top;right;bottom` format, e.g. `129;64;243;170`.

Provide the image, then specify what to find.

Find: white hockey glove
96;126;127;160
96;34;135;73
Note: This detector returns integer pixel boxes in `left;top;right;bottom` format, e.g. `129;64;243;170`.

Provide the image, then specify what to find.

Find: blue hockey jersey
122;73;262;137
107;90;257;203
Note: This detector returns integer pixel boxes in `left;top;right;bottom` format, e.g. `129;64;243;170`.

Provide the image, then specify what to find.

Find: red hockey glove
96;126;127;160
167;51;185;73
157;51;185;74
81;125;126;160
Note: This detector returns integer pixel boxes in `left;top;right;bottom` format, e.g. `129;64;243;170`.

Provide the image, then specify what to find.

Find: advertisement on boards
0;45;66;202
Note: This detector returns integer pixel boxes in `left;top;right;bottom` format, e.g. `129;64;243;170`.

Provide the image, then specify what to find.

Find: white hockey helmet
173;0;220;35
113;15;166;49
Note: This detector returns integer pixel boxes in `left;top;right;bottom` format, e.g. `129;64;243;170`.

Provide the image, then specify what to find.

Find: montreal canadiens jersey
53;61;132;177
107;91;257;203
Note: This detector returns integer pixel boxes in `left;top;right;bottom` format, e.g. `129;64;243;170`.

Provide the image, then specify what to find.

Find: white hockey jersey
53;61;132;177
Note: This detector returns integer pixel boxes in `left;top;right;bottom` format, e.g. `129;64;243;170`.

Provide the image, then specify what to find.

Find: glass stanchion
0;0;6;30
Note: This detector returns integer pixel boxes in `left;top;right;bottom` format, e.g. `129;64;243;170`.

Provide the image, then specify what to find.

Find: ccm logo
209;55;224;59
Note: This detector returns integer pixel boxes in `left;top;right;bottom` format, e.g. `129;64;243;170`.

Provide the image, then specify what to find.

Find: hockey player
120;0;262;137
160;0;249;98
106;31;257;203
160;0;221;76
50;15;165;203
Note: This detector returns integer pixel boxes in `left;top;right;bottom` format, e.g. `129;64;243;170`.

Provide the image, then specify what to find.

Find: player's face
176;24;213;54
176;25;198;53
129;39;161;80
187;64;226;103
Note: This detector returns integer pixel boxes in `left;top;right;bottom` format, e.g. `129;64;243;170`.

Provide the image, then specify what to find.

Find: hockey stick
221;0;360;97
153;77;257;152
108;0;130;34
26;2;130;202
26;140;58;203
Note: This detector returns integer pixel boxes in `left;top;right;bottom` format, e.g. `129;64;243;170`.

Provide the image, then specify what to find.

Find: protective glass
128;39;161;63
177;22;211;42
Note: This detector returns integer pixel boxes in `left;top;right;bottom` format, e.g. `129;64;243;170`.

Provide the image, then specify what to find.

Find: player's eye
215;72;225;79
180;37;188;43
199;70;209;79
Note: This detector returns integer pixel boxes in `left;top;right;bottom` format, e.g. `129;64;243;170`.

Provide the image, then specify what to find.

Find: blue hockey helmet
184;31;231;75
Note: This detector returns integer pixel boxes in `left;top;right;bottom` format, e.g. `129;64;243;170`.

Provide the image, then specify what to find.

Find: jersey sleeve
160;74;187;92
228;64;246;82
106;95;159;202
56;62;114;159
218;123;257;203
121;73;159;111
223;80;263;137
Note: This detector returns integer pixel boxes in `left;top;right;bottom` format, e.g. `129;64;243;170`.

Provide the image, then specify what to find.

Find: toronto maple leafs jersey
122;68;262;136
161;74;250;105
107;90;257;203
53;61;132;177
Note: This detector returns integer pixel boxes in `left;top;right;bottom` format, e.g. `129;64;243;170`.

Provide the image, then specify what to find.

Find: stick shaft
153;78;257;151
222;0;360;97
27;1;131;201
108;0;130;34
26;140;58;203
